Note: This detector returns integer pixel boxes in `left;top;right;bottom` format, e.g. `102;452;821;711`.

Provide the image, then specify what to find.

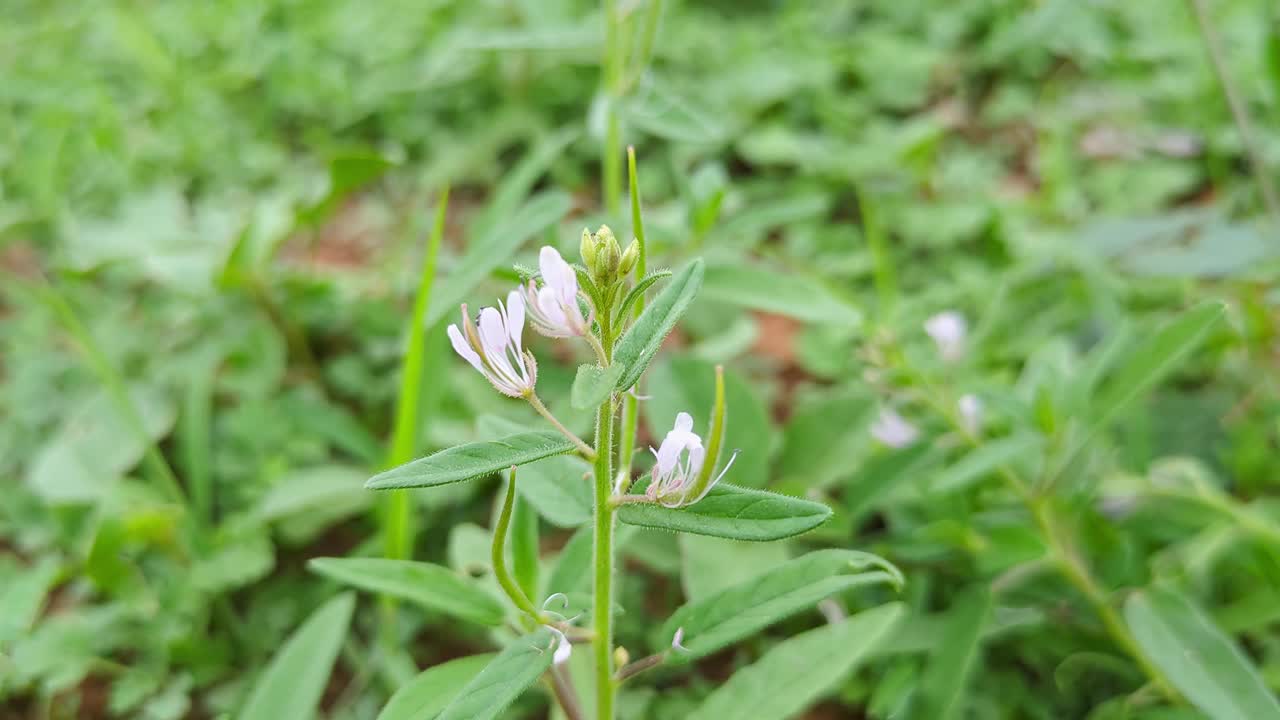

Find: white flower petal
505;290;525;350
447;324;484;372
870;408;919;448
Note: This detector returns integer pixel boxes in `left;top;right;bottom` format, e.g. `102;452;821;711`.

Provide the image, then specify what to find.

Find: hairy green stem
493;470;542;622
592;394;617;720
527;392;597;459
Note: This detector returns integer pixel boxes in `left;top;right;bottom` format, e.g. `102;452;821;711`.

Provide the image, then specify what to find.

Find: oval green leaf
308;558;505;626
660;549;902;660
366;432;576;490
375;653;495;720
688;603;904;720
1126;586;1280;720
613;259;705;392
435;628;557;720
238;593;355;720
702;263;860;325
618;483;832;541
570;363;623;410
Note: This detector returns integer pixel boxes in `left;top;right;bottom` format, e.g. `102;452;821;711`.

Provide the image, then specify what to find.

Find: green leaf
308;558;504;627
679;535;789;601
238;593;355;720
618;483;832;541
478;416;591;527
375;654;495;720
647;357;773;488
366;432;576;490
702;264;861;325
660;549;902;660
0;558;60;648
613;259;705;391
688;603;905;720
570;363;623;410
929;434;1043;494
914;585;993;720
1126;586;1280;720
1069;302;1224;461
256;465;369;523
435;629;557;720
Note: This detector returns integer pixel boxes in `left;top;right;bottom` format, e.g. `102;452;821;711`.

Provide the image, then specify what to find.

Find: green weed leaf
375;654;494;720
570;363;623;410
702;264;860;325
308;558;504;626
366;432;576;490
613;259;705;391
688;603;904;720
1127;587;1280;720
237;593;355;720
618;483;832;541
914;585;993;720
660;549;902;660
435;628;557;720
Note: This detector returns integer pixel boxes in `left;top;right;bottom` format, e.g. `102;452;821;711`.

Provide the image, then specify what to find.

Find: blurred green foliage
2;0;1279;718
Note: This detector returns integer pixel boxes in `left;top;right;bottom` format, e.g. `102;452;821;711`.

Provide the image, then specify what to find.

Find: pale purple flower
870;408;919;448
646;412;736;507
958;394;982;435
925;311;967;362
523;246;591;338
447;291;537;397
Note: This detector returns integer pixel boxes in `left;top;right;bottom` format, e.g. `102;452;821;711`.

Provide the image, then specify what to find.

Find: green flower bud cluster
580;225;639;286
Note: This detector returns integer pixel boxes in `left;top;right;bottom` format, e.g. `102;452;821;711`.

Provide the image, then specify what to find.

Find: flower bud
613;646;630;667
591;224;622;283
618;238;639;276
579;227;597;269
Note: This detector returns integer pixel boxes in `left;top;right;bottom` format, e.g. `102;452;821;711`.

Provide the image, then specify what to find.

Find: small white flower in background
546;626;573;665
958;394;982;435
524;246;591;338
447;291;537;397
925;310;967;362
870;407;919;448
671;627;689;654
647;412;736;507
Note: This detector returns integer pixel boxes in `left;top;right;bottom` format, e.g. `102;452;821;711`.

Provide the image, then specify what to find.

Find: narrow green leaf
256;465;369;522
0;558;60;647
436;628;557;720
1126;587;1280;720
702;264;861;325
660;549;902;660
308;558;505;626
238;593;355;720
570;363;623;410
929;434;1043;494
688;603;905;720
914;585;993;720
618;483;832;541
478;416;591;527
366;432;576;490
613;259;705;391
1068;302;1224;462
376;654;495;720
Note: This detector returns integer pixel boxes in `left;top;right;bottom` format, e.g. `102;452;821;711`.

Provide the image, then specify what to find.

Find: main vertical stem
592;394;617;720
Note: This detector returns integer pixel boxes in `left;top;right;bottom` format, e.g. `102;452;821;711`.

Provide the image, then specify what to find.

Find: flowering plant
317;155;902;720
